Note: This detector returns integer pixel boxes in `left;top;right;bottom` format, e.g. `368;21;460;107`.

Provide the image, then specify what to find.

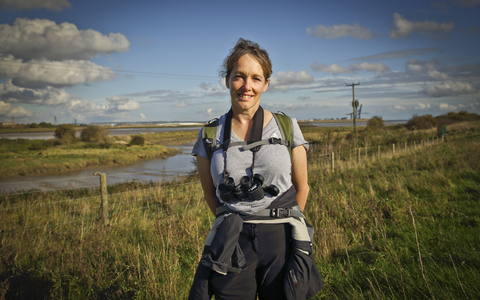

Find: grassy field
1;124;479;299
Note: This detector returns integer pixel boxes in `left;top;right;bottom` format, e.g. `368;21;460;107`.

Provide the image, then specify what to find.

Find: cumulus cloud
405;59;449;79
389;13;454;39
140;113;146;120
439;103;458;110
0;80;79;105
311;63;352;75
0;18;130;61
0;100;33;118
350;62;390;73
204;108;215;116
415;103;431;110
0;55;116;88
105;96;141;111
422;80;477;97
307;23;375;40
269;70;314;91
389;105;407;111
0;0;71;11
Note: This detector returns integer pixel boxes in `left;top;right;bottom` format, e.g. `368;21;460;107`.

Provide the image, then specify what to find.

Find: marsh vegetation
1;114;479;299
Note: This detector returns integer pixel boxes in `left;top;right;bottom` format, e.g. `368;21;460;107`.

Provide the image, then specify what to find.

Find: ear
225;76;230;89
263;78;269;92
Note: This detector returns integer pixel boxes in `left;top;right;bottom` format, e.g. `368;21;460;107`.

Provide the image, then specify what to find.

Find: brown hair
219;38;273;80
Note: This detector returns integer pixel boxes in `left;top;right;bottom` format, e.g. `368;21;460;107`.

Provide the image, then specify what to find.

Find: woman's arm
196;155;220;216
291;145;310;211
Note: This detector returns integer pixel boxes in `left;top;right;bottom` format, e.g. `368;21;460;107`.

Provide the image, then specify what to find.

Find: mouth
239;94;253;100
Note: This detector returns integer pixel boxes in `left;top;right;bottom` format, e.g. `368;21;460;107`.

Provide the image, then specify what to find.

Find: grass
0;135;186;179
0;124;479;299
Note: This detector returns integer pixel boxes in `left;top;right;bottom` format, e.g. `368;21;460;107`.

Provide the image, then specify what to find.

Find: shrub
80;126;107;143
54;124;77;144
130;135;145;146
366;116;385;131
406;114;438;130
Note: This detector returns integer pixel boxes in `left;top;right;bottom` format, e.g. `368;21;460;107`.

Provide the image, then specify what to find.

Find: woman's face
226;54;269;113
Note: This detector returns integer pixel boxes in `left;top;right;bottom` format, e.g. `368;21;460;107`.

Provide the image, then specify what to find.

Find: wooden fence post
393;143;395;154
331;152;335;173
94;172;109;226
405;142;407;152
378;145;380;157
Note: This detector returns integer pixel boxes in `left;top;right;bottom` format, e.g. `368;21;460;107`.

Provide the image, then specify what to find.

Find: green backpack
201;112;294;161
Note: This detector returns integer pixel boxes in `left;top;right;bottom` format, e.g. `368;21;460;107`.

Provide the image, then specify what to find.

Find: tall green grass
1;126;479;299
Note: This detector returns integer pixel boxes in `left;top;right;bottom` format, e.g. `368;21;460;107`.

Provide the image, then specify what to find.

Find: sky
0;0;479;124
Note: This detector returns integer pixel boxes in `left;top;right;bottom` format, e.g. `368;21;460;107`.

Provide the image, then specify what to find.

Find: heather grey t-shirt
192;113;309;215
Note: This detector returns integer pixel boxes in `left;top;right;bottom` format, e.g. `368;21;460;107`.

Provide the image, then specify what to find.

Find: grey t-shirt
192;113;308;215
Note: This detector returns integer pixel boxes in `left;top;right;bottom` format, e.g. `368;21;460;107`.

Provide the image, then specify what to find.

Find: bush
366;116;385;131
130;135;145;146
406;114;438;130
80;126;107;143
54;124;77;144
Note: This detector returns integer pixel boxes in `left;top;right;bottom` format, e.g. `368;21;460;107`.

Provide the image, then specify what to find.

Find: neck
231;104;261;125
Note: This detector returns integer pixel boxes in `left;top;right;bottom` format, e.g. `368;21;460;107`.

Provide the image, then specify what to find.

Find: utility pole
346;82;360;148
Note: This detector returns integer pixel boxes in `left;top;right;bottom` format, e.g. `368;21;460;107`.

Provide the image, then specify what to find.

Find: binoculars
218;174;280;202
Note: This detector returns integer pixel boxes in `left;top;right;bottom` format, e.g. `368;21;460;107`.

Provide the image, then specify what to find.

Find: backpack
201;112;294;161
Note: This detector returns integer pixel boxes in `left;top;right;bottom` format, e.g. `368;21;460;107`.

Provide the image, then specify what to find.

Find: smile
240;94;253;100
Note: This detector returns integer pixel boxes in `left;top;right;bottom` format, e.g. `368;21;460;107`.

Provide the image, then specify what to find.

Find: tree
54;124;77;143
406;114;438;130
80;126;107;143
366;116;385;131
130;135;145;146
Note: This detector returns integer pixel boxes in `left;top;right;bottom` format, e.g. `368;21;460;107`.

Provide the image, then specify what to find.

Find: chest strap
216;205;304;219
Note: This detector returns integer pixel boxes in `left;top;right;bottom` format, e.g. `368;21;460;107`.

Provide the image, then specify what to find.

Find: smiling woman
189;38;322;300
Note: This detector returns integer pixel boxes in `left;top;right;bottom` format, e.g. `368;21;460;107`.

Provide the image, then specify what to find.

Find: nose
243;78;252;90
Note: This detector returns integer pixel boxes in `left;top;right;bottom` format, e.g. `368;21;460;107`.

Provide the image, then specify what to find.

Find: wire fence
1;128;478;237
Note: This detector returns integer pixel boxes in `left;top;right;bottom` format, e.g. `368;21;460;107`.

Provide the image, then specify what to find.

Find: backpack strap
272;112;293;160
202;118;219;161
202;110;294;161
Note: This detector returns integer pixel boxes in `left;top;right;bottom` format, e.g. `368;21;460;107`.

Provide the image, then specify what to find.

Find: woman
189;38;321;300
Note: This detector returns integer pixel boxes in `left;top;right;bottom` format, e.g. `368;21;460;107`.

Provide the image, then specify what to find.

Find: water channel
0;121;406;193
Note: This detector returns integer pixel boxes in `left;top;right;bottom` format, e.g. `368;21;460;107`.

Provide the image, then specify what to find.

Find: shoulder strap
202;118;219;161
272;113;293;160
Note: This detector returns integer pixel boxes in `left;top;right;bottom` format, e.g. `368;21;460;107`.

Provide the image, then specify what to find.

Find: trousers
210;222;292;300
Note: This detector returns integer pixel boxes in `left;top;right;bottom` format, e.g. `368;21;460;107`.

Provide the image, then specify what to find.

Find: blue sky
0;0;479;124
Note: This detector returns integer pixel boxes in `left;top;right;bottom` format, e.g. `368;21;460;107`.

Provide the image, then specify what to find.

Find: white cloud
350;62;390;73
439;103;458;110
389;105;407;111
174;102;188;107
307;23;375;40
405;59;449;79
422;80;477;97
0;55;116;88
0;0;71;11
0;79;79;105
269;70;314;91
311;63;352;75
415;103;431;110
389;13;455;39
205;108;215;116
106;96;141;111
0;100;34;118
0;18;130;61
140;113;146;120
